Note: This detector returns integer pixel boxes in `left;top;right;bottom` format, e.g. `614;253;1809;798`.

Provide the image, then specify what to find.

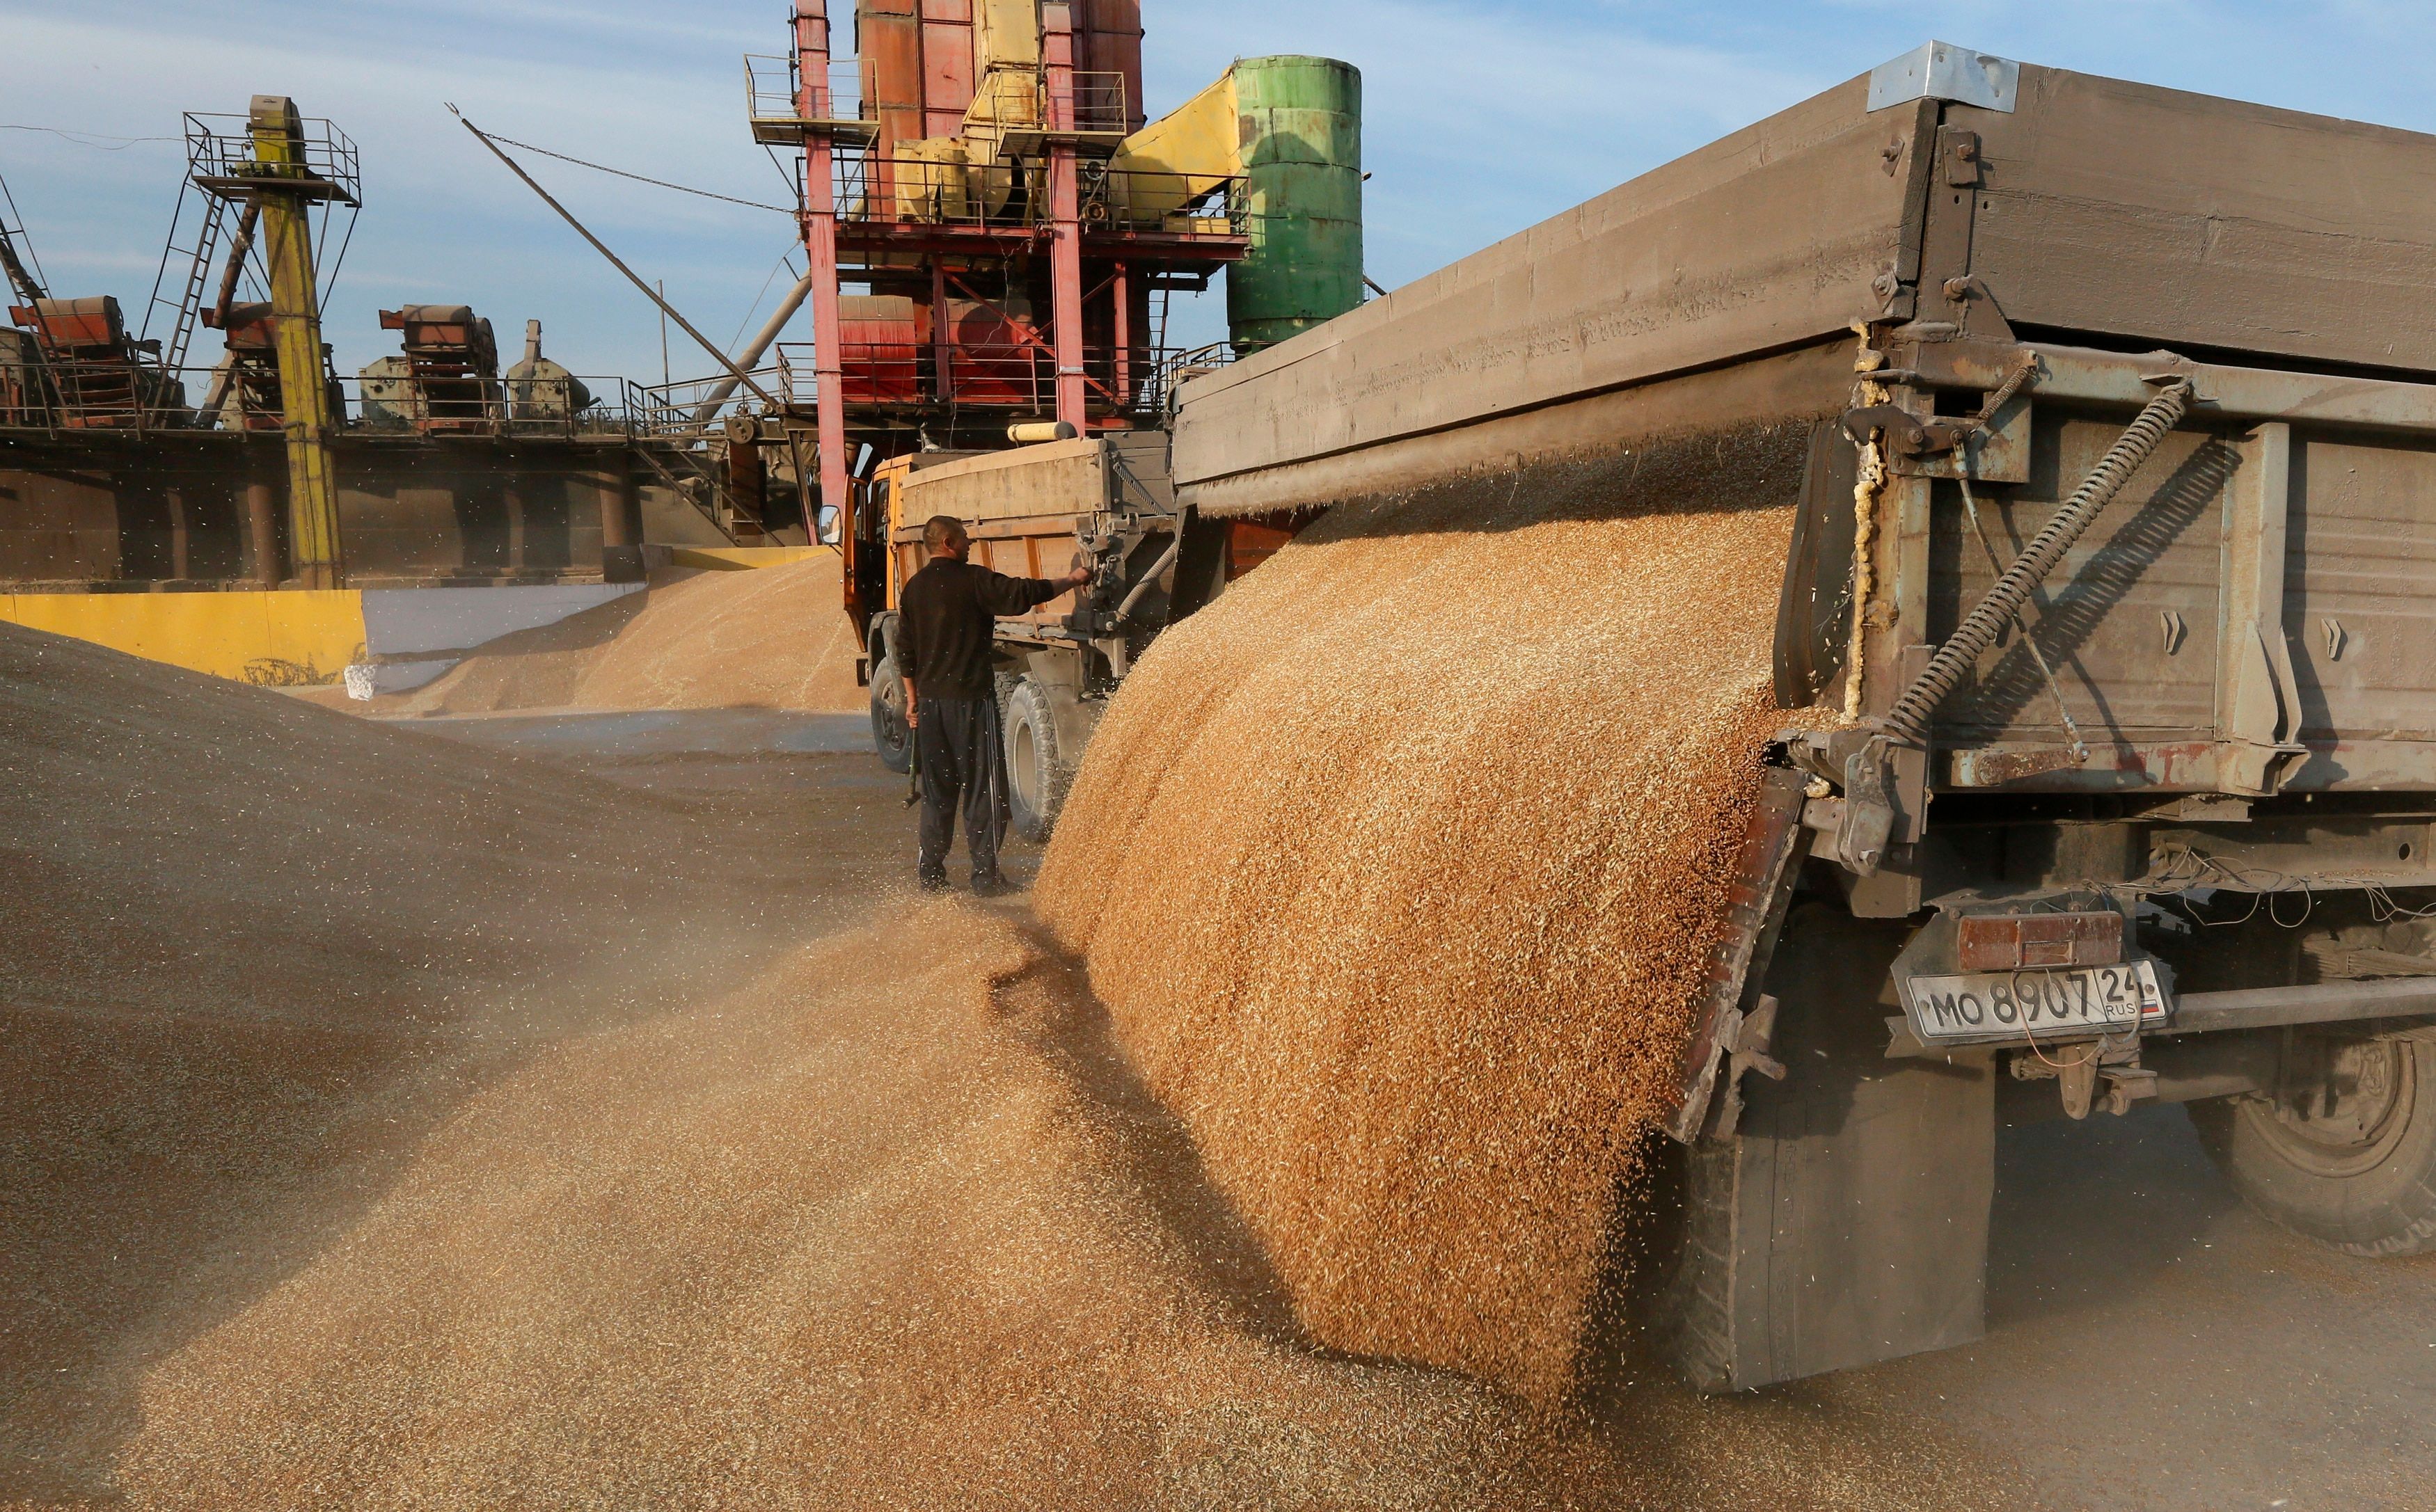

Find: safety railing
0;344;1218;438
631;369;789;440
962;66;1131;140
745;54;894;140
833;152;1243;237
345;372;633;437
770;338;1193;415
0;356;642;438
183;111;363;206
0;354;198;432
1153;341;1237;404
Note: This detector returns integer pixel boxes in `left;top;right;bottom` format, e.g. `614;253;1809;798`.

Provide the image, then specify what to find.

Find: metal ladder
633;441;770;545
141;177;232;375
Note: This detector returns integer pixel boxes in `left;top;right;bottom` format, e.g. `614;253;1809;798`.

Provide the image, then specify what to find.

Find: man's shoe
918;873;951;895
970;874;1018;898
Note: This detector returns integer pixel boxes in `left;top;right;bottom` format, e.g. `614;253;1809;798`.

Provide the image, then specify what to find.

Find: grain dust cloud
1039;427;1819;1403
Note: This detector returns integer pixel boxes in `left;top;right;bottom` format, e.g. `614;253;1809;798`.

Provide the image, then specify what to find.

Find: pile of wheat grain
393;555;864;715
4;619;2029;1510
1036;427;1813;1403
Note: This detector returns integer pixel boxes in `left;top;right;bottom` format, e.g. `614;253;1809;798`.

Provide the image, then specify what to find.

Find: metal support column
931;259;953;406
1043;3;1087;430
249;95;342;587
1112;260;1131;415
244;464;282;587
601;465;642;582
796;0;851;542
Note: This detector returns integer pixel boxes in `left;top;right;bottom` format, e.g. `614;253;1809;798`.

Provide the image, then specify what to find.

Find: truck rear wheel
1003;677;1068;844
869;651;911;774
2189;1037;2436;1257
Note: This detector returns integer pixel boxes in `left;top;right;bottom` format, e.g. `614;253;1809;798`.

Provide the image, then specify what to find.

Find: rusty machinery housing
0;295;658;590
1160;43;2436;1391
0;99;743;593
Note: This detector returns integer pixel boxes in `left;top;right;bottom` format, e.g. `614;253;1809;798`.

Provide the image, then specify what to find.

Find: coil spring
1881;378;2194;745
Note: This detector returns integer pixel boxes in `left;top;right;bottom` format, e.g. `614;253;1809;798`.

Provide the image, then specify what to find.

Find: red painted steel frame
797;0;851;534
1043;3;1086;430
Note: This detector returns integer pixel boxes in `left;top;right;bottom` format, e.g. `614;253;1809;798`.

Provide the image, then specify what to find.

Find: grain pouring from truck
1031;40;2436;1399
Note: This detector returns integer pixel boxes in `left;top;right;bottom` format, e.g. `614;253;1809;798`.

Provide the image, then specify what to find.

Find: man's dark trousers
916;695;1008;887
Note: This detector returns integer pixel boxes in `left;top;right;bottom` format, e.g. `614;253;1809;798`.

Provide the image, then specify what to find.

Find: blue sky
3;2;2433;388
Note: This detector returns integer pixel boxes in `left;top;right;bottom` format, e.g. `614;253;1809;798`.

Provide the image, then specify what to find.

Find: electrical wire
724;248;801;353
475;129;797;215
0;123;179;150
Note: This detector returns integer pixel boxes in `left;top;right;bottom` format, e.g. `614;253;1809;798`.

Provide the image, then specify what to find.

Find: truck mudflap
1666;760;1812;1143
1662;903;1997;1392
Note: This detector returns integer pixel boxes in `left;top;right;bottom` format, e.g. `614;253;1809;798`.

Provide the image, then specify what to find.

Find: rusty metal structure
758;1;1250;536
0;97;683;593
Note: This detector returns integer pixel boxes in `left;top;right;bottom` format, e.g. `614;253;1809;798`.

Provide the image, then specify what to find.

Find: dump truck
1149;41;2436;1391
846;429;1291;839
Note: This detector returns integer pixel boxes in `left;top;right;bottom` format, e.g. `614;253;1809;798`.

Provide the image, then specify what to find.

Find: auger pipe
1879;376;2194;746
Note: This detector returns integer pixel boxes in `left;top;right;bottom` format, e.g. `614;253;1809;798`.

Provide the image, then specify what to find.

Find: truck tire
1002;676;1068;844
2188;1037;2436;1257
869;651;912;774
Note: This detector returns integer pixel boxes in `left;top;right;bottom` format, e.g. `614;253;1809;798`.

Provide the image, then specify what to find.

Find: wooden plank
1965;65;2436;372
1173;72;1926;491
1180;340;1852;518
897;436;1106;525
2286;431;2436;743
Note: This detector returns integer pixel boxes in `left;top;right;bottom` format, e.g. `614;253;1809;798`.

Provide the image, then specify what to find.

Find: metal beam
1906;340;2436;435
250;95;342;588
2161;978;2436;1037
1043;3;1088;430
798;0;851;540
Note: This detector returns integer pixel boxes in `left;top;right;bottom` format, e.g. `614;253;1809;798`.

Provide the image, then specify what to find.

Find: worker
898;514;1091;894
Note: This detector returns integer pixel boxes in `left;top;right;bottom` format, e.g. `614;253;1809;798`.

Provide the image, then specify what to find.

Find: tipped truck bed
1161;44;2436;1390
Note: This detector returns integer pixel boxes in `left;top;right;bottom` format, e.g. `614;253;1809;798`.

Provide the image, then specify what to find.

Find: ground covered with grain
1038;429;1820;1403
374;555;865;716
0;615;2030;1509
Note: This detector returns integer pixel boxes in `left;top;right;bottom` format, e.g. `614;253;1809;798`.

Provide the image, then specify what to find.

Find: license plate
1903;960;2167;1044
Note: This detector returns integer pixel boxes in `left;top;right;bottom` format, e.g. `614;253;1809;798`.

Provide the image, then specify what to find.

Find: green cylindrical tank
1227;56;1363;355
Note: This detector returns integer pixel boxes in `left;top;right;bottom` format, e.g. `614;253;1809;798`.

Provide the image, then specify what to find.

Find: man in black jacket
898;514;1092;893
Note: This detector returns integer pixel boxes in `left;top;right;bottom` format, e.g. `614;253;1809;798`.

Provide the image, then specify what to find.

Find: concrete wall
356;583;644;694
0;433;642;587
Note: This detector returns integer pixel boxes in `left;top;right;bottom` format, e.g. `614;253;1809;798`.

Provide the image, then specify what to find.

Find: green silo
1228;56;1363;354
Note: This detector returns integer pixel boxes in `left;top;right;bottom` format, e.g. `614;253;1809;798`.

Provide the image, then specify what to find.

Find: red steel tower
757;1;1249;525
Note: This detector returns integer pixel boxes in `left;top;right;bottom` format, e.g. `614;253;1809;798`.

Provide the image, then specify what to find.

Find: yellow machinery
185;95;357;587
241;97;343;587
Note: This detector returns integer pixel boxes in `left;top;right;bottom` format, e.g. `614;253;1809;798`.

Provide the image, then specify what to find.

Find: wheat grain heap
391;555;864;715
3;620;2025;1509
1037;426;1815;1403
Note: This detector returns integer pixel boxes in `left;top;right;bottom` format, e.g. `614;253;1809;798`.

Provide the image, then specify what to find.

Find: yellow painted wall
0;590;366;686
